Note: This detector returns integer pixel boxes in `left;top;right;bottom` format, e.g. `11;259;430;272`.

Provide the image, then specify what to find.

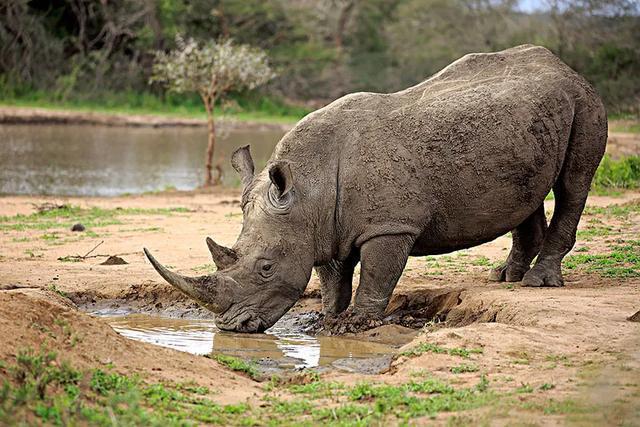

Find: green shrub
592;155;640;190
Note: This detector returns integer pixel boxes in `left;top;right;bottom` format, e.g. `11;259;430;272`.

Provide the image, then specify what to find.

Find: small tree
151;37;275;186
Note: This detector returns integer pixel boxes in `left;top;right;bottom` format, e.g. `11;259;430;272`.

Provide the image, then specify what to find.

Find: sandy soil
1;189;639;423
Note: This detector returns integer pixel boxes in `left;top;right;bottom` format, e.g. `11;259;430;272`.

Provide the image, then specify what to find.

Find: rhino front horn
206;237;238;270
143;248;232;314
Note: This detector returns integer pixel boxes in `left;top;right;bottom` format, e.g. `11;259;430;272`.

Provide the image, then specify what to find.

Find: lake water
0;124;286;196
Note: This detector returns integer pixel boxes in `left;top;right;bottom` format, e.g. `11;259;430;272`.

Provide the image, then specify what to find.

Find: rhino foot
488;262;530;282
521;263;564;287
322;308;384;335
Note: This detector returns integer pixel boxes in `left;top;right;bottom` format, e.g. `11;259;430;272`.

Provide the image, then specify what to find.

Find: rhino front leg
316;254;358;315
323;234;415;334
353;233;415;316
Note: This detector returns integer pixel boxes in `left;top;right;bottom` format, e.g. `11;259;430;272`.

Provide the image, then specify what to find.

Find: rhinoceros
144;45;607;333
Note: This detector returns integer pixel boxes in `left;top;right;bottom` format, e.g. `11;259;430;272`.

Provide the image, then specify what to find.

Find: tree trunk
203;96;217;186
335;0;355;53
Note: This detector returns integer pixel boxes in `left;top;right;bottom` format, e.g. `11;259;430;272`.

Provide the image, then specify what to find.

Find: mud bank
0;288;262;404
1;191;639;424
0;106;293;131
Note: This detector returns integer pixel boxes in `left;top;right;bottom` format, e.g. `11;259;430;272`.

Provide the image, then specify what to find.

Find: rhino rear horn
206;237;238;270
231;145;254;189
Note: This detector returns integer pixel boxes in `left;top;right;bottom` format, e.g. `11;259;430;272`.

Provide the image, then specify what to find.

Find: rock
100;256;128;265
628;310;640;322
71;223;85;232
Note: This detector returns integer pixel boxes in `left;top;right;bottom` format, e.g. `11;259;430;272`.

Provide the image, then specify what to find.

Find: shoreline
0;105;295;131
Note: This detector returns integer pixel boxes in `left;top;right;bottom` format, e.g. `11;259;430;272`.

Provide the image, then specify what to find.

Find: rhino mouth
215;306;267;333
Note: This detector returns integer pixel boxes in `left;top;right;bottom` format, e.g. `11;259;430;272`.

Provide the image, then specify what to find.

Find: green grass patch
546;155;640;196
0;348;252;426
41;233;60;241
523;398;594;415
545;354;573;368
424;253;500;274
286;375;497;424
209;354;259;380
450;364;480;374
401;343;483;359
24;250;43;258
564;240;640;278
0;89;309;125
592;155;640;191
516;383;534;394
0;205;189;232
470;256;492;267
1;348;510;426
576;224;613;240
609;119;640;134
583;200;640;218
46;284;68;299
289;380;345;398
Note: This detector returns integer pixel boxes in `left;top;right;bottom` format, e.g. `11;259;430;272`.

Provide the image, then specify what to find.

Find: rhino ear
231;145;254;188
269;161;293;197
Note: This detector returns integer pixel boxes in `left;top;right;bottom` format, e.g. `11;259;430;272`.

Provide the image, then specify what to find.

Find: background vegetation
1;0;638;117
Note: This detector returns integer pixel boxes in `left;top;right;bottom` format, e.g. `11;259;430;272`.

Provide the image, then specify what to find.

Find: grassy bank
1;346;591;426
609;113;640;134
0;90;311;125
592;155;640;194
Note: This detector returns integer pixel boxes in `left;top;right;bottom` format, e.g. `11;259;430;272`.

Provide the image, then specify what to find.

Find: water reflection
0;124;285;196
102;313;395;368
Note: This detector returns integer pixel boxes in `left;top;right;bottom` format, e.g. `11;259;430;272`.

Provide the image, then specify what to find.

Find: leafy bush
592;155;640;190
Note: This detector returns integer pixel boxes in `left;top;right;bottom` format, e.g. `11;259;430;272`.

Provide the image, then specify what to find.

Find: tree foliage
149;36;274;186
0;0;638;113
150;36;275;101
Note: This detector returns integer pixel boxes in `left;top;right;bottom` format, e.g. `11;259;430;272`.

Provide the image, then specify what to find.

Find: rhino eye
257;259;276;279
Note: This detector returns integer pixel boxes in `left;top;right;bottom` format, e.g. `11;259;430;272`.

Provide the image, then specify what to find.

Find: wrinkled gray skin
145;45;607;333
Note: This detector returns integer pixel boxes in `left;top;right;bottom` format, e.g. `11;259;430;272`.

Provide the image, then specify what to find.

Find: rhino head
144;145;314;332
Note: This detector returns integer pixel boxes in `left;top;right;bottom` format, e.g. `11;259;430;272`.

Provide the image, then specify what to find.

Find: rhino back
272;45;600;256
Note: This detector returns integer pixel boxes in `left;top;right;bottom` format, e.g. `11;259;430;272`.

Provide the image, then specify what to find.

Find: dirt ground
1;189;639;424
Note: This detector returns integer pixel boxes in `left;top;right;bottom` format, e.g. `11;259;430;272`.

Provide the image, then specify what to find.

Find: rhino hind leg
316;254;359;315
522;103;607;287
489;204;547;282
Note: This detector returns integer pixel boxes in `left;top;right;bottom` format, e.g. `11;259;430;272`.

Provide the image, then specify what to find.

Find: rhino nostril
238;315;264;333
247;318;263;332
234;312;251;330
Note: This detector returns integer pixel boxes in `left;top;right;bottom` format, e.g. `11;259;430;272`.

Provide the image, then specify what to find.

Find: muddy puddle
95;311;399;373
